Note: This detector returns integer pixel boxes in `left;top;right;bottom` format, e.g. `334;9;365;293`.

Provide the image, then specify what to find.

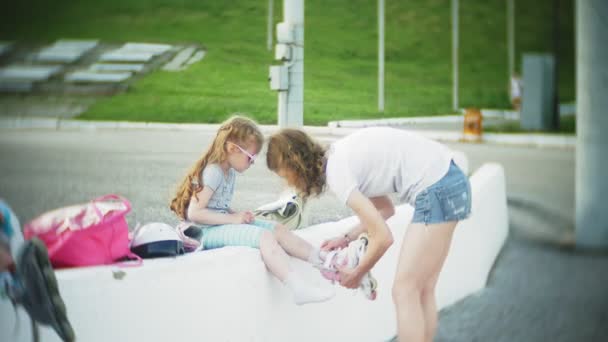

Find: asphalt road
0;129;574;227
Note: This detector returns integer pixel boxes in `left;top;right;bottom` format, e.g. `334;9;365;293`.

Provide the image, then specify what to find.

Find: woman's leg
421;273;441;342
420;235;454;342
392;221;457;342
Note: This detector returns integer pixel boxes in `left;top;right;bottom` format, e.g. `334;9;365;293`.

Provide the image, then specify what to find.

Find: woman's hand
232;211;255;224
320;236;349;251
337;265;364;289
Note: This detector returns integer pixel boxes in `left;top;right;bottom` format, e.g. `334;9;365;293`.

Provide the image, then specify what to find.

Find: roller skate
319;233;378;300
14;238;76;341
1;201;75;341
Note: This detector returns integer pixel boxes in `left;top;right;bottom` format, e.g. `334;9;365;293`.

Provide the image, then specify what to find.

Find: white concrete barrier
1;163;508;342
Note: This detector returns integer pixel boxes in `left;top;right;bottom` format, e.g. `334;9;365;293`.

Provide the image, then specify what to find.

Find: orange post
463;108;483;142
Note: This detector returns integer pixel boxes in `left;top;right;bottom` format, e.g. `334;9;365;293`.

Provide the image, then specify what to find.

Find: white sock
284;271;335;305
307;247;327;266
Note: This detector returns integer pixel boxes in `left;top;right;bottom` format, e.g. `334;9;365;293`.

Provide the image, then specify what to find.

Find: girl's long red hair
170;115;263;220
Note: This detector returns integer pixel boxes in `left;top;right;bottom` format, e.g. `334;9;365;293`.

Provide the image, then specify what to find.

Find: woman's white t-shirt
325;127;453;205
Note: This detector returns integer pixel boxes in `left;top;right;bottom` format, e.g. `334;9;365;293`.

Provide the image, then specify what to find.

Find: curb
0;117;575;148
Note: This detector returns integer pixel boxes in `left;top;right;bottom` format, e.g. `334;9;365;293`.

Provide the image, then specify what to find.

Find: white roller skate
319;233;378;300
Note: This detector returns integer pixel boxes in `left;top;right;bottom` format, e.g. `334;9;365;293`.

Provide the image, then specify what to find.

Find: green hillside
1;0;574;125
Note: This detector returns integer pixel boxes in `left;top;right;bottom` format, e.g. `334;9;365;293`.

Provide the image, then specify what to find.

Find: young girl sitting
266;127;472;341
169;116;333;305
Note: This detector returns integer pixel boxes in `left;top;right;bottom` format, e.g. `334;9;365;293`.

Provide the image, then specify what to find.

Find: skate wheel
370;291;377;301
370;277;378;291
358;234;369;246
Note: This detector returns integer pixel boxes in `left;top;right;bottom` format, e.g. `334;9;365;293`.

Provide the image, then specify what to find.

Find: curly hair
266;129;327;198
170;115;264;220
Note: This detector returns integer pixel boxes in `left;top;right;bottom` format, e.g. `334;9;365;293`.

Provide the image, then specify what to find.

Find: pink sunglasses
230;142;257;164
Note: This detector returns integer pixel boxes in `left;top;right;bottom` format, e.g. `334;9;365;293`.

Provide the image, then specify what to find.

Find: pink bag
24;194;140;268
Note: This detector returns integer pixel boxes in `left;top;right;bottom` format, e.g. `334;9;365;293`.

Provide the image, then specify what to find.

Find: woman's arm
186;186;249;225
346;195;395;240
338;189;394;288
320;224;366;251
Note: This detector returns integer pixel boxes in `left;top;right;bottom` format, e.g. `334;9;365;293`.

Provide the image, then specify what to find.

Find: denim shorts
411;160;472;225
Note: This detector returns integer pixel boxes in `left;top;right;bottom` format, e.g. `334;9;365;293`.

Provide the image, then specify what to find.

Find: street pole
267;0;274;51
507;0;515;80
281;0;304;127
452;0;459;112
575;0;608;248
378;0;385;112
552;0;560;130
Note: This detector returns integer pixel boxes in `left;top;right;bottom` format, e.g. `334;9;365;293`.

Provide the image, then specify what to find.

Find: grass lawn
1;0;575;126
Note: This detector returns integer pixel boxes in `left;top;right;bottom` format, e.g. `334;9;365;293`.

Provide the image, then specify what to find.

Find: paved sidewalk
435;236;608;342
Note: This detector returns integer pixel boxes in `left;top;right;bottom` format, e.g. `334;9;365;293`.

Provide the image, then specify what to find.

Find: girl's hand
336;265;364;289
232;211;255;224
320;236;349;251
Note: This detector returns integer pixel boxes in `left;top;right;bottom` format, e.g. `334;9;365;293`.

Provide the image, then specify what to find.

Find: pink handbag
23;194;140;268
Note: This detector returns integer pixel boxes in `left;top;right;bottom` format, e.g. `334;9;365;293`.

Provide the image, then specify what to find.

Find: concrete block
121;43;172;55
162;47;196;71
99;51;156;63
0;163;508;342
185;50;206;66
36;39;98;63
521;54;556;130
0;41;13;56
89;63;145;73
65;71;131;83
99;42;172;63
0;81;33;92
0;65;62;82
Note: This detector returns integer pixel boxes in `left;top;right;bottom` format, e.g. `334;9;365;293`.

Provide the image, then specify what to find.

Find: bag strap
91;194;131;217
114;252;143;267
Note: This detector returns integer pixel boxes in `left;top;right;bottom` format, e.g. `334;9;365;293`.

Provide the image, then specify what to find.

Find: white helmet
130;222;185;258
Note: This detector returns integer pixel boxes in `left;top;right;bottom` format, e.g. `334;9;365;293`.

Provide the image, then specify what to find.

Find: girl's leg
273;196;394;262
258;230;291;281
258;230;334;305
203;224;293;281
392;221;457;342
273;223;316;261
